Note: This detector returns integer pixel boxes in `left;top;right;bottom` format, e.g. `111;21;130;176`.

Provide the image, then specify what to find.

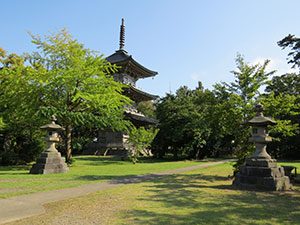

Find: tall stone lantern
233;104;292;191
30;116;69;174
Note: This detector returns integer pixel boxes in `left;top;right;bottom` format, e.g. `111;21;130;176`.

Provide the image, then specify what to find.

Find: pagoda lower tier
82;111;158;156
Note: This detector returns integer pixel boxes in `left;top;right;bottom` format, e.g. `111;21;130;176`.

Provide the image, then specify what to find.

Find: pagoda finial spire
119;18;125;50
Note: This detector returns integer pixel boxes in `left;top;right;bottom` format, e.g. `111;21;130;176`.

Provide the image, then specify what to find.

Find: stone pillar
233;104;292;191
30;116;69;174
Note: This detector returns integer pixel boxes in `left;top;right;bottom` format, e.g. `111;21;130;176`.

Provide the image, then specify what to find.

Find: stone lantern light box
30;115;69;174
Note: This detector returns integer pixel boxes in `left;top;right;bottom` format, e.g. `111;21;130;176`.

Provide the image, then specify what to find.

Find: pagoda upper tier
106;18;158;102
106;49;158;80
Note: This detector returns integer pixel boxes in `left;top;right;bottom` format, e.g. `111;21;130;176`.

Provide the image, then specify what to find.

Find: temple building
83;19;158;155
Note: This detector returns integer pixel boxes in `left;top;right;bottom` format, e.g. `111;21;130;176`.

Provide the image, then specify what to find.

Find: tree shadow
74;173;164;184
74;156;127;166
0;165;31;175
74;174;135;181
124;173;300;224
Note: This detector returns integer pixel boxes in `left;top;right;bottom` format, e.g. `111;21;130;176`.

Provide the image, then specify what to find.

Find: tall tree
25;29;132;162
224;53;275;120
214;54;275;172
262;73;300;158
153;84;225;159
0;47;44;165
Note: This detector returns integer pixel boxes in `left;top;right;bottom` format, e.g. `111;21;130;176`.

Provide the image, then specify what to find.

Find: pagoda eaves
106;50;158;79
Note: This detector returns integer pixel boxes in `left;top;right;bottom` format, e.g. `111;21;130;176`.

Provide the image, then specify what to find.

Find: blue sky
2;0;300;97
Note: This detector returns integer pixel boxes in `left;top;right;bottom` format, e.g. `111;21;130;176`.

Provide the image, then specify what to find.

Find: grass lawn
0;155;217;199
7;162;300;225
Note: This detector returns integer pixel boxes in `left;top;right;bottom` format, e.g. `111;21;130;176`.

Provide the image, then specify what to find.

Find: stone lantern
233;104;292;191
30;115;69;174
247;103;276;162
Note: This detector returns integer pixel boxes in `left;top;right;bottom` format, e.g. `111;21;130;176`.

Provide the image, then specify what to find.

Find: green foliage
265;73;300;95
262;73;300;158
137;101;156;119
0;117;5;130
261;91;299;138
232;144;255;174
0;29;133;165
224;53;275;120
0;48;45;165
214;54;275;173
154;83;236;160
128;127;159;164
278;34;300;70
25;28;133;161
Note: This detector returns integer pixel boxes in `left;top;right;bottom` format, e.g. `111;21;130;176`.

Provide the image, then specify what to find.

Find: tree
262;73;300;159
127;127;159;164
25;29;133;162
278;34;300;70
153;83;227;160
215;54;275;172
137;101;156;119
223;53;275;120
0;47;45;165
265;73;300;96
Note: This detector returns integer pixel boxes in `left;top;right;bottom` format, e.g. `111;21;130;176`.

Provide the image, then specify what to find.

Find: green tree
278;34;300;70
265;73;300;95
127;127;159;164
0;47;45;165
262;73;300;158
153;86;197;159
223;54;275;120
137;101;156;119
25;29;132;162
215;54;275;172
153;83;227;160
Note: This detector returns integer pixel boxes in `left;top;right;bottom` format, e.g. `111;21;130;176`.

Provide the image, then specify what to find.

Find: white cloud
249;57;298;75
190;73;200;81
190;71;208;81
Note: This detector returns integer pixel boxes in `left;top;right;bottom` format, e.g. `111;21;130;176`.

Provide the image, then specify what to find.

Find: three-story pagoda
83;19;158;155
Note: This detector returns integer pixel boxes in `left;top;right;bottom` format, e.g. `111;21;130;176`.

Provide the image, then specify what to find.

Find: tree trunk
65;124;72;162
195;148;201;159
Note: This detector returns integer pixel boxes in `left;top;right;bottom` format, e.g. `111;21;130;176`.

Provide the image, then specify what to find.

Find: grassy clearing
8;162;300;225
0;155;215;199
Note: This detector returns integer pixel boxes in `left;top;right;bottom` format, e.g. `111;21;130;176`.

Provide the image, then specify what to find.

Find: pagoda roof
126;85;159;101
106;50;158;78
124;110;159;125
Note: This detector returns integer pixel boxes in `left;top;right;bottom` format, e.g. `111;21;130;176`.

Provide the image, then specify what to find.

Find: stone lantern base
30;151;69;174
233;158;292;191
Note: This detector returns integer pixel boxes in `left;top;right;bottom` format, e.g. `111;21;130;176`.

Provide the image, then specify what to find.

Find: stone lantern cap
243;103;277;126
40;115;65;131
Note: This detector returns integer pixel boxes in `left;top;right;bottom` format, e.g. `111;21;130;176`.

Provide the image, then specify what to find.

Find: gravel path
0;159;234;224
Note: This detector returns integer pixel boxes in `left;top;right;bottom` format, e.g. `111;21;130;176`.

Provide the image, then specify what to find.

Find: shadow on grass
74;156;126;165
124;173;300;225
74;174;135;181
74;155;221;166
0;165;31;175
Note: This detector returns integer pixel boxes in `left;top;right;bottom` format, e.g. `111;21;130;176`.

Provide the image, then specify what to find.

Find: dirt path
0;159;234;224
